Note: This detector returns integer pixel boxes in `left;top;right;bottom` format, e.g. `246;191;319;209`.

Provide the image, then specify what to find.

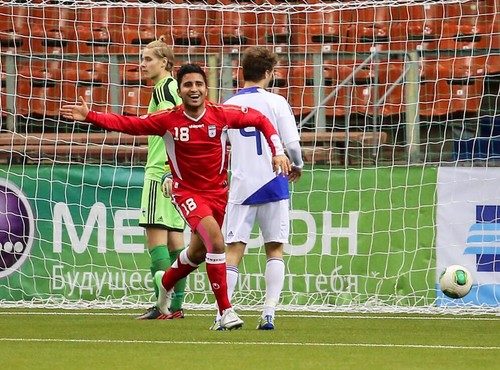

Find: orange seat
422;56;487;82
268;60;291;104
323;59;404;117
395;4;445;51
120;64;151;116
115;6;171;55
485;54;500;76
262;0;291;53
208;7;258;52
445;1;491;24
62;61;110;113
163;1;208;54
377;61;405;117
438;22;491;51
16;60;62;117
419;69;484;118
448;78;484;115
122;86;152;116
419;80;452;118
0;6;28;52
323;61;353;117
23;6;75;55
344;7;394;53
288;62;314;118
68;7;123;54
291;2;343;53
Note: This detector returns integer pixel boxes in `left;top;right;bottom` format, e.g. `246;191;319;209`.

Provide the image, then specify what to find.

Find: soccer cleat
158;309;185;320
136;306;163;320
257;315;275;330
209;319;226;331
154;271;171;315
220;308;244;330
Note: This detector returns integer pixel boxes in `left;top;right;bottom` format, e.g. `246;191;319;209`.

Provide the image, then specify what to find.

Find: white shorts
224;199;290;244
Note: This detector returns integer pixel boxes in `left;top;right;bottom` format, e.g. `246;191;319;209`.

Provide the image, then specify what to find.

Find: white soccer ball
439;265;473;299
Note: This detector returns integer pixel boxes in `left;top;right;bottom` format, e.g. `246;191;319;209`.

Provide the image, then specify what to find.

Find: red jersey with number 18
85;102;284;195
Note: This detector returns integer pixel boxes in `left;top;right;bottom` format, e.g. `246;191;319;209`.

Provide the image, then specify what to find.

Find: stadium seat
208;7;259;52
444;1;500;50
120;65;151;116
115;6;171;56
62;62;110;113
419;59;484;118
445;1;491;23
269;59;290;102
323;58;404;117
395;3;445;51
377;61;405;117
422;56;486;83
263;0;291;53
16;60;62;117
291;4;343;53
0;6;28;52
68;7;123;54
448;78;485;115
164;1;208;53
288;62;314;118
323;63;349;117
439;22;491;51
344;7;394;53
24;6;75;55
485;54;500;76
419;80;452;118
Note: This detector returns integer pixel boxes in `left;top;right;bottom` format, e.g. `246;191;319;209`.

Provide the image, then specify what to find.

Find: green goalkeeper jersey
145;76;182;181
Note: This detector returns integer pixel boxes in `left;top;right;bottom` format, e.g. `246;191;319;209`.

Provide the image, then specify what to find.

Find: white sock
263;258;285;318
215;265;239;321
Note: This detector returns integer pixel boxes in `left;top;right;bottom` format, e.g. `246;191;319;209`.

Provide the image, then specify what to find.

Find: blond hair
144;36;175;72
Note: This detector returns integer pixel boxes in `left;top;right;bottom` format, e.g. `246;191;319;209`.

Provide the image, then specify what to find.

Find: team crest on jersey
208;125;217;138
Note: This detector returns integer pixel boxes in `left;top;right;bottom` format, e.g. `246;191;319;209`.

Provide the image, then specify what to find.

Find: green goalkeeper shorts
139;178;185;231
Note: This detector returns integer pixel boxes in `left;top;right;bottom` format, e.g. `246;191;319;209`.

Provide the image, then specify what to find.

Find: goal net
0;0;499;314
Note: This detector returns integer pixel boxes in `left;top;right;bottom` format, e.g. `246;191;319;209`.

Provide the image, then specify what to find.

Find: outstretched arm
61;96;168;136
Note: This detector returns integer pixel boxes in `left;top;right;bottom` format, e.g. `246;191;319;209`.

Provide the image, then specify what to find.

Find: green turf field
1;310;498;370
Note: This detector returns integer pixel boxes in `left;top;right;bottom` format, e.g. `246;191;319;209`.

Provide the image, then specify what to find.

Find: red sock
206;253;231;314
162;250;198;291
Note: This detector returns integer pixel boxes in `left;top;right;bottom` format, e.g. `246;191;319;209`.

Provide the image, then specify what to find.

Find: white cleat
154;271;172;315
209;319;226;331
220;308;244;330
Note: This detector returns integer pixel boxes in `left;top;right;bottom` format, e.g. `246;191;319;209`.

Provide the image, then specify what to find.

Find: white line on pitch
0;337;498;350
0;311;498;320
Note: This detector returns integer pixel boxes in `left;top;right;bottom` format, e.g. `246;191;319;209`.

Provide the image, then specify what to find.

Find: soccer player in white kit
213;47;303;330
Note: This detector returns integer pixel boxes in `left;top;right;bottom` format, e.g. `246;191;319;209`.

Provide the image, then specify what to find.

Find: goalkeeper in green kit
136;37;186;320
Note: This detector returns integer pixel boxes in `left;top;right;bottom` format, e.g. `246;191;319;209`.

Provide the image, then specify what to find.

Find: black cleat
136;306;163;320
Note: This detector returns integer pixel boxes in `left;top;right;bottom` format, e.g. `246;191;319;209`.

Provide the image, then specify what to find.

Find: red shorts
172;189;228;231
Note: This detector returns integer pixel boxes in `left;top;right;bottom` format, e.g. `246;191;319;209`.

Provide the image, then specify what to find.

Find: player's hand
272;154;291;176
60;96;90;121
162;176;173;198
288;165;302;183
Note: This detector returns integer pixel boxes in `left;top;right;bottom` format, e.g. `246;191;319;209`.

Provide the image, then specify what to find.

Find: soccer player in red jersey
61;63;291;330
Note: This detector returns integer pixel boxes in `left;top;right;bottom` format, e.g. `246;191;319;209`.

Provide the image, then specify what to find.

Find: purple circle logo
0;179;34;278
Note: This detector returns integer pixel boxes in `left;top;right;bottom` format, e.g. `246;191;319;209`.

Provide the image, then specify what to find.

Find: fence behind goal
0;0;499;313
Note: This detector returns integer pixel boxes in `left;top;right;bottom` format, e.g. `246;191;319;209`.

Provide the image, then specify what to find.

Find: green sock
169;248;187;312
149;245;170;299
